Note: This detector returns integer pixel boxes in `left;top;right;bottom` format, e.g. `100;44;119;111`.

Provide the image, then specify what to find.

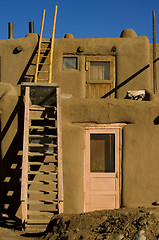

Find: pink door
84;126;122;212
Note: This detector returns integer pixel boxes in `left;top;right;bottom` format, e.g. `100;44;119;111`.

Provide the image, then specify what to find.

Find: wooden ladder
34;6;57;83
21;86;63;232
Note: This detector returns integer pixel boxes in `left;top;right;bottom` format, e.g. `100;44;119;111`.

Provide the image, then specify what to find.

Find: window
90;134;115;172
63;57;78;70
90;62;110;81
86;56;115;84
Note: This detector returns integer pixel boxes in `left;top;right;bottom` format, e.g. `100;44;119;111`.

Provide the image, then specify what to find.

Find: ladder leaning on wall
34;5;57;84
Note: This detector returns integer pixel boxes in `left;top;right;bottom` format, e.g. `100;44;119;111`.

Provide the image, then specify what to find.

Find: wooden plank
34;9;45;83
21;86;30;224
49;5;58;83
56;87;64;213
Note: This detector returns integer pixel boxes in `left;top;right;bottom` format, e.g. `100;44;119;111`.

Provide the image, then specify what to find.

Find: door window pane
63;57;77;69
90;62;110;80
90;134;115;172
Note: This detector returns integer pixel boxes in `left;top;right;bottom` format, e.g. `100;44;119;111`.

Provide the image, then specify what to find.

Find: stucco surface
61;97;159;211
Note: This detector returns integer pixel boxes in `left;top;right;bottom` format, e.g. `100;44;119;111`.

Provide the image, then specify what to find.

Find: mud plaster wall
0;33;158;215
61;98;159;212
52;36;151;98
0;83;23;217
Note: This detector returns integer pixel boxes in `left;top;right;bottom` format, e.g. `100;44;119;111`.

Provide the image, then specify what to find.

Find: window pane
90;134;115;172
63;57;77;69
90;62;110;80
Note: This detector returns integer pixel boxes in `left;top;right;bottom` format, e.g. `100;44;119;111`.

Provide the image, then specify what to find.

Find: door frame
84;124;125;212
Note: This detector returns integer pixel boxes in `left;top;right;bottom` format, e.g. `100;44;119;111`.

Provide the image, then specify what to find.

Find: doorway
84;125;123;212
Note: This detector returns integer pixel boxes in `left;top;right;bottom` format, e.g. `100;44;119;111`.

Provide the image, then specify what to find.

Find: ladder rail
49;5;58;83
34;9;46;83
21;87;30;225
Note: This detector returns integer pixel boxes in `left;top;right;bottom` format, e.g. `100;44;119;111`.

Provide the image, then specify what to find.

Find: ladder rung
42;40;51;43
38;78;49;81
40;47;50;50
39;55;50;58
39;63;50;65
37;71;49;72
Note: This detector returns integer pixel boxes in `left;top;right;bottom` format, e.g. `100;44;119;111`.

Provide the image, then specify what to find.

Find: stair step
28;171;57;175
29;134;57;138
30;117;56;120
29;143;57;147
29;126;56;130
27;219;50;224
28;189;57;194
28;152;57;156
28;180;58;186
27;200;57;204
29;161;55;165
27;210;54;215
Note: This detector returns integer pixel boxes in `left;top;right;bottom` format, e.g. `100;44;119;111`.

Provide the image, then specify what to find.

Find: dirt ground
0;207;159;240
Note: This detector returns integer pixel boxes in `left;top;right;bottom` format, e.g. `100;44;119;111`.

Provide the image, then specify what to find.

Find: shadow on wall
101;64;150;98
0;97;24;222
17;42;38;84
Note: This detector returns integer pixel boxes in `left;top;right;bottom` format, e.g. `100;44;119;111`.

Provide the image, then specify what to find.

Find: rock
132;230;146;240
115;233;124;239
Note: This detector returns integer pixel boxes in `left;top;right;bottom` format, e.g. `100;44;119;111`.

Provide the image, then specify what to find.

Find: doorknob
116;172;119;178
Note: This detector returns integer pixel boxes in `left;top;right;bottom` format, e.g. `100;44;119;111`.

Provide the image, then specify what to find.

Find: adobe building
0;19;159;230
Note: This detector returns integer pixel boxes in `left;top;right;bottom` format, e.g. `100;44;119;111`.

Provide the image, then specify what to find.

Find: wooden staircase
21;86;63;232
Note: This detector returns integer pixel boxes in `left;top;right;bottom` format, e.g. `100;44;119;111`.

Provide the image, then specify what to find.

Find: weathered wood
21;86;30;224
153;10;157;94
34;9;45;83
49;5;58;83
56;87;64;213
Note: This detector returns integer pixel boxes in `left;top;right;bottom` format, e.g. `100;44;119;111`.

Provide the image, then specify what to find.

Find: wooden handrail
21;86;30;225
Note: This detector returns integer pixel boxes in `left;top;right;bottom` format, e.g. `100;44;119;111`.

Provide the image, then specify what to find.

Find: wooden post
49;5;58;83
34;9;46;83
56;87;64;213
153;10;157;94
21;86;30;225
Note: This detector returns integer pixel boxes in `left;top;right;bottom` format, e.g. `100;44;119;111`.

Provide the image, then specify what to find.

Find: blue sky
0;0;159;43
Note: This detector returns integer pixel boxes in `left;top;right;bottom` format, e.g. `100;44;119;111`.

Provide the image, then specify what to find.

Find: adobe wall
53;34;151;98
61;97;159;213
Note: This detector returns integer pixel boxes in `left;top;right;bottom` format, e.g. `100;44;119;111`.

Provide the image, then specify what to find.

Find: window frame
62;55;79;70
85;56;115;84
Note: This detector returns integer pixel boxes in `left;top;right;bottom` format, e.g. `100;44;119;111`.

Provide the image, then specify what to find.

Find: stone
115;233;124;239
132;230;146;240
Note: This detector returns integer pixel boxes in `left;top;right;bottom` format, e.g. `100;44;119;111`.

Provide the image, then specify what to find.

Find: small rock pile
41;208;159;240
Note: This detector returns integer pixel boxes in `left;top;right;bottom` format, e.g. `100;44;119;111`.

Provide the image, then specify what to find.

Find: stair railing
21;86;30;226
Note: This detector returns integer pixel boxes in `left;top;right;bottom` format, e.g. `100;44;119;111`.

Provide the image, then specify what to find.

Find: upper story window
90;61;110;81
86;56;115;84
63;57;78;70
